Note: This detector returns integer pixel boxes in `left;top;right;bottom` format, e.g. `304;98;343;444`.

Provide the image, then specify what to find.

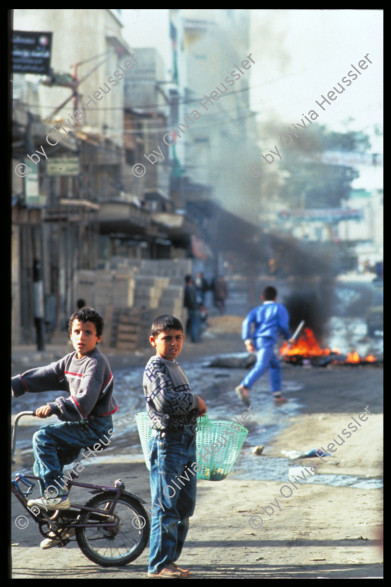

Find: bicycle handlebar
11;411;36;459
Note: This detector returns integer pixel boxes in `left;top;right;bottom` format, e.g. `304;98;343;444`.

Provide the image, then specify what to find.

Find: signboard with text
47;158;80;176
13;30;52;75
278;208;364;223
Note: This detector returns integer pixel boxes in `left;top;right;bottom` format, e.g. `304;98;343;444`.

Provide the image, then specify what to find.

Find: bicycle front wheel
76;490;150;567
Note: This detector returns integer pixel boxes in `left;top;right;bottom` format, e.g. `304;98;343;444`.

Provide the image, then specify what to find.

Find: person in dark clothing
213;275;228;314
194;272;209;306
183;275;201;342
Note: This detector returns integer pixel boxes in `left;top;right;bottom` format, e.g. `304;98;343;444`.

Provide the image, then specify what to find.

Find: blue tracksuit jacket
241;301;291;347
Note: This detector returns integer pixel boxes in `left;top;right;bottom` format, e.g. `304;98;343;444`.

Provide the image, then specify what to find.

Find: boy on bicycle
143;314;207;578
11;307;117;511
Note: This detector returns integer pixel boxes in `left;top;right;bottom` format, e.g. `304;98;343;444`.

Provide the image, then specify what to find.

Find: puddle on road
230;452;383;489
11;325;382;491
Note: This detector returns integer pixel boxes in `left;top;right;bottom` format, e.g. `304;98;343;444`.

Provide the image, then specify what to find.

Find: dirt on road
10;316;383;579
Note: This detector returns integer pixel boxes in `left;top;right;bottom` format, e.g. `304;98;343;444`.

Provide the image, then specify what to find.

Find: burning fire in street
345;350;376;363
280;327;378;366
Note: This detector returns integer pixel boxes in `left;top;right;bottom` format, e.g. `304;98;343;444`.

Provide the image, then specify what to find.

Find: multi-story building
12;9;136;343
11;9;205;344
180;10;258;211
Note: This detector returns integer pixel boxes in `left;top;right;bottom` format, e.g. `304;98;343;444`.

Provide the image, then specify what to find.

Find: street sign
47;157;80;176
278;208;364;223
12;30;52;75
305;151;382;168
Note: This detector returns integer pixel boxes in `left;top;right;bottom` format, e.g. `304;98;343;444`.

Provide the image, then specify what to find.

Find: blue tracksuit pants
241;340;282;393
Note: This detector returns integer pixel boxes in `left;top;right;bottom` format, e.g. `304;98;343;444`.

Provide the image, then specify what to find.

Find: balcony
98;199;151;236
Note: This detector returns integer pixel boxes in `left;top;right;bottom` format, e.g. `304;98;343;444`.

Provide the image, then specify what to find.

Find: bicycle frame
12;472;126;531
11;411;144;532
11;410;150;566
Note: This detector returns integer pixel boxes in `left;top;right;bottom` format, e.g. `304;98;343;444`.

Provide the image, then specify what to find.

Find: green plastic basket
195;412;248;480
135;411;248;481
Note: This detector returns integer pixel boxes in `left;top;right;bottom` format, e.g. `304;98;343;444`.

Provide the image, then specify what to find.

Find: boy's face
70;319;102;358
150;328;184;361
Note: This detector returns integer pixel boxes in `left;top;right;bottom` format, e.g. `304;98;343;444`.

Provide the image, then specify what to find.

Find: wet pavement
12;333;383;492
11;275;383;490
10;342;383;577
9;276;383;579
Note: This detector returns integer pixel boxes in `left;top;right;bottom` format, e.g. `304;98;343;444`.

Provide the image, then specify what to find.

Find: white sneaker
27;493;71;510
273;391;287;403
40;528;75;549
235;385;250;407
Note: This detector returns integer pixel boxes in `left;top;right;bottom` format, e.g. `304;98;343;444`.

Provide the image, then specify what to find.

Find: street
10;320;383;579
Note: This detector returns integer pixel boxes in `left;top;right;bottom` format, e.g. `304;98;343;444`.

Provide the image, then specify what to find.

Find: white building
13;9;133;148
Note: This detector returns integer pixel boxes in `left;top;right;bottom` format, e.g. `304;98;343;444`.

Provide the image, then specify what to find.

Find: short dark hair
68;307;104;337
76;298;86;309
150;314;184;337
262;286;277;301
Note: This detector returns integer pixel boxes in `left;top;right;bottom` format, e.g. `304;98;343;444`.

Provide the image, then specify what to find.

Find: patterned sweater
143;355;199;431
11;347;117;421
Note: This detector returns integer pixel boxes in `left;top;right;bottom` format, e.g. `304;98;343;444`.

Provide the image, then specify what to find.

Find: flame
280;328;337;357
346;351;377;363
280;327;377;364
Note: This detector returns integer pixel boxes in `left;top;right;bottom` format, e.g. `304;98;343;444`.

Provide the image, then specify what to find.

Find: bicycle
11;411;150;567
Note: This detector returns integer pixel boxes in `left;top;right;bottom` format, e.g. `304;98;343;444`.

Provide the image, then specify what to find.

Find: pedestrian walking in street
194;272;209;306
183;274;201;342
212;275;228;314
143;314;207;578
235;285;294;405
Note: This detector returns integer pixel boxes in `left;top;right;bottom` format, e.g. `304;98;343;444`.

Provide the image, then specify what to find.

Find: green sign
47;157;80;176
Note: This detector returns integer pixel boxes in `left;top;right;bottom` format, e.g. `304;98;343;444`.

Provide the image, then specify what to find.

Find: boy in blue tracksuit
235;286;293;405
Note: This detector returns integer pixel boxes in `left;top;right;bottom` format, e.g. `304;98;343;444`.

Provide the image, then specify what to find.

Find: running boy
235;286;293;405
11;307;117;511
143;314;207;579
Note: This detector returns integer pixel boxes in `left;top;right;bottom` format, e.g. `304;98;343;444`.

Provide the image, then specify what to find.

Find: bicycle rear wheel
76;490;150;567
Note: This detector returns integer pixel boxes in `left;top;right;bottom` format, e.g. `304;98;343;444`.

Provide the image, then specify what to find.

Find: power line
20;60;311;117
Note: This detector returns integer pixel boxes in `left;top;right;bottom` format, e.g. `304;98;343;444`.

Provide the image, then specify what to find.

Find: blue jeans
186;310;201;342
148;426;197;574
32;415;113;493
241;340;282;392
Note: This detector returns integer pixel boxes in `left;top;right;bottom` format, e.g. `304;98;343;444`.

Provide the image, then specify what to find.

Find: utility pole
33;259;45;350
42;49;117;123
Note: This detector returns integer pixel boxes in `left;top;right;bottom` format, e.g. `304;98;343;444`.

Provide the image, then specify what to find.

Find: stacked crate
133;275;170;309
73;259;192;351
74;268;137;315
114;308;144;351
113;270;136;308
157;285;185;318
74;270;96;308
94;271;116;313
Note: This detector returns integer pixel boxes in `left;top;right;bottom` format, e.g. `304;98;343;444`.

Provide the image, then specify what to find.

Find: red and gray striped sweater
11;347;117;421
